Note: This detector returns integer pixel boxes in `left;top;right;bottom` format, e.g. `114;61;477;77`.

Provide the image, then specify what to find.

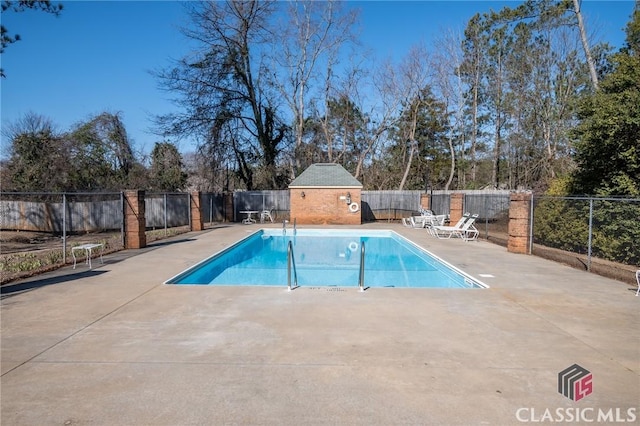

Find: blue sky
1;1;635;158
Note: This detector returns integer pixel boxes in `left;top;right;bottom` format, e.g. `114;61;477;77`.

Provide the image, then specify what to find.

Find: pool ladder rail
282;218;297;235
358;241;365;292
287;239;366;292
287;240;299;291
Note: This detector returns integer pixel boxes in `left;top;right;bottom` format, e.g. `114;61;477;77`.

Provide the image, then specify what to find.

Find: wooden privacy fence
0;192;227;233
0;193;122;233
233;190;290;222
360;190;423;221
145;193;190;228
1;190;514;231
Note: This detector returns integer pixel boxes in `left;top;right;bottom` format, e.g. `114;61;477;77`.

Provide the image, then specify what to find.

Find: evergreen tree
149;142;187;191
571;4;640;196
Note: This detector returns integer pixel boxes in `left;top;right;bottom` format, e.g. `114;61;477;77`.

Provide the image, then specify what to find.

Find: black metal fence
233;191;290;222
3;191;638;281
361;190;423;221
0;192;123;232
464;192;511;241
0;192;125;279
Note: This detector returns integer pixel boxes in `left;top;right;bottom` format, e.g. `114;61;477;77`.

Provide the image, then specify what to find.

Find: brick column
124;190;146;249
420;193;431;211
508;192;532;254
449;193;464;225
190;191;203;231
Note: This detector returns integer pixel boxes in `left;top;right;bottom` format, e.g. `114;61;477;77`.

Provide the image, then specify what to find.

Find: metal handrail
287;240;298;291
358;241;365;292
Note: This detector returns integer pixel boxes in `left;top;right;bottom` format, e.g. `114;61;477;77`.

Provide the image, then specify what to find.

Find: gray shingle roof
289;163;363;188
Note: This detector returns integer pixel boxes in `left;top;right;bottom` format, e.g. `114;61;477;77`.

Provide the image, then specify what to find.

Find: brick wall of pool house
290;187;362;225
288;163;363;225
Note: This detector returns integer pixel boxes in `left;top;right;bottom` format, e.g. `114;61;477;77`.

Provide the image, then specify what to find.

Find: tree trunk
572;0;599;90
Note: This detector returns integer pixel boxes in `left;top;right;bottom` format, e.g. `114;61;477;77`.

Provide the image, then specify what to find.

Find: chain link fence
1;192;124;282
533;196;640;268
464;192;511;243
3;191;637;284
1;191;229;283
361;190;423;221
233;191;290;222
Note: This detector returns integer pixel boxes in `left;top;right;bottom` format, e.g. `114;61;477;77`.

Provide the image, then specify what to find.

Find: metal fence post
188;193;192;229
164;193;168;237
529;193;534;255
62;193;67;264
587;198;594;271
482;195;488;239
120;192;125;248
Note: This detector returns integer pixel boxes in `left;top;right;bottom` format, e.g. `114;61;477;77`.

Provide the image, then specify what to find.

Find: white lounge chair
433;214;478;240
403;216;427;228
402;217;415;227
428;213;469;236
636;270;640;296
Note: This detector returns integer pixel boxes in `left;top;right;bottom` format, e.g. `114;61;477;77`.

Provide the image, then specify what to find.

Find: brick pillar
420;193;431;211
124;190;146;249
449;193;464;225
508;192;532;254
190;191;203;231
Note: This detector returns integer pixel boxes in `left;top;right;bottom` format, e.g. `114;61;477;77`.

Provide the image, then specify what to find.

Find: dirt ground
0;227;193;285
1;230;120;254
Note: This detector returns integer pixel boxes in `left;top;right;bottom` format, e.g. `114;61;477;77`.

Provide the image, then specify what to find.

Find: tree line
1;112;187;192
2;0;638;197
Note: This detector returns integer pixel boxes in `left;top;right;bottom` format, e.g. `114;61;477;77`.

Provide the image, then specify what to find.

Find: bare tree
460;14;486;184
396;44;431;190
271;0;357;175
431;29;465;191
155;1;287;190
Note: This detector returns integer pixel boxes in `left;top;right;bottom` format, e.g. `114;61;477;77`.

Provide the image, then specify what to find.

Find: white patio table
240;210;259;224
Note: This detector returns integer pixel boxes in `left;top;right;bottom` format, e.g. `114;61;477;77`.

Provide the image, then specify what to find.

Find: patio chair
402;216;424;228
433;214;477;240
419;208;434;216
636;270;640;296
260;208;274;223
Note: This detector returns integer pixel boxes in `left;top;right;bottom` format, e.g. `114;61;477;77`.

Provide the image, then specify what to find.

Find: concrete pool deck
1;223;638;425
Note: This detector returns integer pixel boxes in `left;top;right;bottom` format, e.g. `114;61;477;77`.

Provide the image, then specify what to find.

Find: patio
1;222;638;425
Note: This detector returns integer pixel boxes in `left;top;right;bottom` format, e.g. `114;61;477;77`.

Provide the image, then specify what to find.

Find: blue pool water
166;229;487;288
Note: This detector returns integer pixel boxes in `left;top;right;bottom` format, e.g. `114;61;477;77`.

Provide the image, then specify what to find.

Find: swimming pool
166;229;487;289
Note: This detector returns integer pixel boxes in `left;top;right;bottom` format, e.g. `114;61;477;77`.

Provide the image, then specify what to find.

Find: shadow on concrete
1;270;109;298
0;231;210;291
145;238;196;249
